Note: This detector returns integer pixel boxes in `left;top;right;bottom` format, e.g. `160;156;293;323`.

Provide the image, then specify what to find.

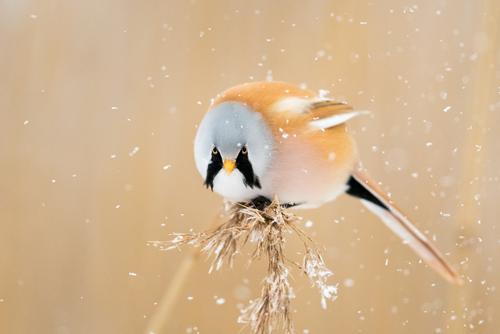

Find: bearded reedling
194;81;461;284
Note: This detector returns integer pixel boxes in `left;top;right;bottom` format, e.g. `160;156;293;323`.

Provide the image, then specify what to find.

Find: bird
194;81;461;284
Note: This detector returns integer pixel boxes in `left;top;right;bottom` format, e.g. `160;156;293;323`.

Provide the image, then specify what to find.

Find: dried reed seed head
152;200;337;334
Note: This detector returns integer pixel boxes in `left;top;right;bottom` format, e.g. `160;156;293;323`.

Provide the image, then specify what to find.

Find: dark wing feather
308;100;368;129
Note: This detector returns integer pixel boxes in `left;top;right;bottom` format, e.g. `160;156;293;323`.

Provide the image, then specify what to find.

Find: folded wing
308;100;368;130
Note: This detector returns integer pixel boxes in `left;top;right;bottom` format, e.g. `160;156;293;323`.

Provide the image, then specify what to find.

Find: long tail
346;168;462;284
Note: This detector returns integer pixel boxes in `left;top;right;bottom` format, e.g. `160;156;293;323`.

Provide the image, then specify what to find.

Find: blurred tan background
1;0;499;333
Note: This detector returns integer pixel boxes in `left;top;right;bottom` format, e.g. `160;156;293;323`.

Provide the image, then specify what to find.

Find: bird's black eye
241;146;248;155
212;147;218;155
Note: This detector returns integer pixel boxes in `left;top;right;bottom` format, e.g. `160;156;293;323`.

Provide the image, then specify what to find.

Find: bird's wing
308;100;368;129
346;168;462;284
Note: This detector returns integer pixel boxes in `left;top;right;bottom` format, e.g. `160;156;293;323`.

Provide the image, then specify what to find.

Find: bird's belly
261;167;349;208
261;133;356;207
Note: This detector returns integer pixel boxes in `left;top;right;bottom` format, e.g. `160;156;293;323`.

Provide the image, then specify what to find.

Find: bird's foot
247;196;300;211
249;196;272;211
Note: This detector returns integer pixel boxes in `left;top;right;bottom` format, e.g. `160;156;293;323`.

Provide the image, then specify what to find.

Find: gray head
194;102;275;201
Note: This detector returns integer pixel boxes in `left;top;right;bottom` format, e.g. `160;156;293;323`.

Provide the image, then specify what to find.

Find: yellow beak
223;160;236;174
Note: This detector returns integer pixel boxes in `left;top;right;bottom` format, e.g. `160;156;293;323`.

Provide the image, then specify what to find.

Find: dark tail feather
345;171;462;284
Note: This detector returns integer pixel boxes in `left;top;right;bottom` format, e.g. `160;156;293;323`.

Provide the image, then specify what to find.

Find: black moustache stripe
204;147;261;190
204;148;223;190
236;150;261;189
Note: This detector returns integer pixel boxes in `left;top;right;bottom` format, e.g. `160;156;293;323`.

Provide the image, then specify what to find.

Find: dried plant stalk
237;204;294;334
149;199;338;334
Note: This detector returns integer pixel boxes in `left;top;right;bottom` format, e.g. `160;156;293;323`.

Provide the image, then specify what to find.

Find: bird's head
194;102;274;201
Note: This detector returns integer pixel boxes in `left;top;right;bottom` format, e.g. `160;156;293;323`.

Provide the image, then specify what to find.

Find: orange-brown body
211;81;358;206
